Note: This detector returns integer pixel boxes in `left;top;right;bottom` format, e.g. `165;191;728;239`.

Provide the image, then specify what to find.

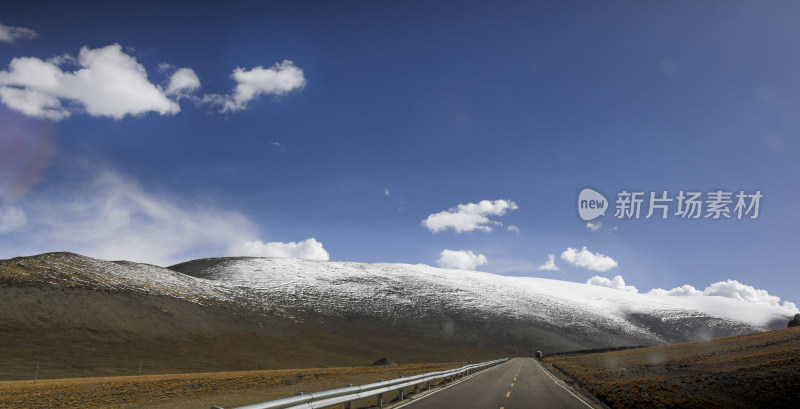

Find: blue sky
1;1;799;310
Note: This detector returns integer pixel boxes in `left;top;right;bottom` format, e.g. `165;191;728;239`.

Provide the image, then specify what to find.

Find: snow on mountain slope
3;253;792;352
1;252;232;303
169;257;792;347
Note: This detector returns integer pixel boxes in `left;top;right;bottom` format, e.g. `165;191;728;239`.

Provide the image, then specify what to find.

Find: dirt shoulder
543;327;800;409
0;362;462;409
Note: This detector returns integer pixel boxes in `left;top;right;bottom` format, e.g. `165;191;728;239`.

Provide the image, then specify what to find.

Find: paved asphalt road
397;357;593;409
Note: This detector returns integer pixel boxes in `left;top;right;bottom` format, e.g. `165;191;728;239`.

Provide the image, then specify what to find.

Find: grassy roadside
542;327;800;409
0;362;463;409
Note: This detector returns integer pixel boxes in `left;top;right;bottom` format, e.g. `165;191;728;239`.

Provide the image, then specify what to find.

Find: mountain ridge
0;252;793;379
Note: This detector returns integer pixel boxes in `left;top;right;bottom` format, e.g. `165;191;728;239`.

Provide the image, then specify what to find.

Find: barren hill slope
545;326;800;408
0;252;793;380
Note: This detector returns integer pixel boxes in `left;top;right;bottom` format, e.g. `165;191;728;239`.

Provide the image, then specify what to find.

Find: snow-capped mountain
1;252;792;360
168;256;790;350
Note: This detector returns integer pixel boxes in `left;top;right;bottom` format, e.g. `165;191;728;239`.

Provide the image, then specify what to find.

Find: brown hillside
544;327;800;408
0;253;512;381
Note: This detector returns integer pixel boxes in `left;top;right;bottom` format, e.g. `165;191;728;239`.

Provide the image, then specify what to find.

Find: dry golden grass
544;327;800;408
0;362;460;409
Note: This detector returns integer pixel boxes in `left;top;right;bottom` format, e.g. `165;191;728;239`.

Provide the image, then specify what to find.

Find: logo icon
578;188;608;221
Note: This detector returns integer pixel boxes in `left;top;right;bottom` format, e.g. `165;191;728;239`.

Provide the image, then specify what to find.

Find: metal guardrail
218;358;508;409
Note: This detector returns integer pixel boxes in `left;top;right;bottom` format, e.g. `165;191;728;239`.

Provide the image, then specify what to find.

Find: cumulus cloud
650;280;798;312
587;275;638;293
235;238;329;260
583;275;799;313
9;167;260;265
0;206;26;232
507;225;520;235
0;45;304;120
165;67;200;96
0;162;333;266
0;22;37;45
586;221;601;232
705;280;797;311
422;199;518;233
561;246;618;272
0;44;182;120
384;188;390;197
648;284;703;296
537;254;560;271
436;249;488;270
203;60;306;112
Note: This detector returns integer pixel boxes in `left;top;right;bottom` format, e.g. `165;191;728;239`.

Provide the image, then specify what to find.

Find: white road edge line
392;359;511;409
532;358;595;409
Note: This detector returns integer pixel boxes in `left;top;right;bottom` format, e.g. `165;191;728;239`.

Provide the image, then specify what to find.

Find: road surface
397;357;593;409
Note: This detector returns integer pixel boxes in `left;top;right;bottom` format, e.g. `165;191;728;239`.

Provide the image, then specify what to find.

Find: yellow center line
506;391;511;398
513;377;517;381
510;382;514;387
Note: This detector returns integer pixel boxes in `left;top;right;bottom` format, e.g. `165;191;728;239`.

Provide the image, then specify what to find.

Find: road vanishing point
395;357;594;409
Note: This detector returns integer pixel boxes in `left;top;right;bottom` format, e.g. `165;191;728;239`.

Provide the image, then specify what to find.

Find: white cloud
436;249;488;270
507;225;520;235
0;206;26;232
705;280;798;312
0;45;304;119
645;279;798;313
587;275;638;293
537;254;560;271
586;221;601;232
235;238;329;260
648;284;703;296
0;163;336;266
165;67;200;96
203;60;305;112
422;199;518;233
157;62;175;72
4;165;262;266
0;44;181;120
384;188;390;197
583;274;798;313
0;22;37;45
560;246;618;272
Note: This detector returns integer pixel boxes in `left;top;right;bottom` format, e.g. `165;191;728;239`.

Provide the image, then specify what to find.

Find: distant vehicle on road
535;350;543;359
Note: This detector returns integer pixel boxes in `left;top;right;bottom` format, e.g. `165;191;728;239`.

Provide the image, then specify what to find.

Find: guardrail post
398;387;404;401
377;379;384;407
426;380;431;390
345;384;353;409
